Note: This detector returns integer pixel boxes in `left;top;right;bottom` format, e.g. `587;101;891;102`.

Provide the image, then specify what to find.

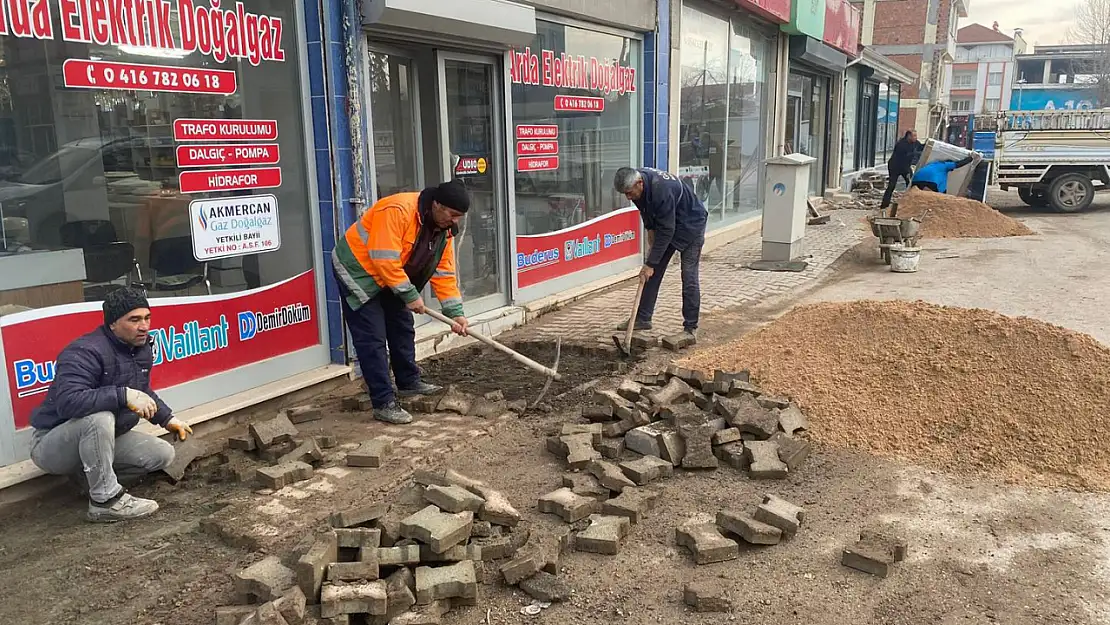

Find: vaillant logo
238;303;313;340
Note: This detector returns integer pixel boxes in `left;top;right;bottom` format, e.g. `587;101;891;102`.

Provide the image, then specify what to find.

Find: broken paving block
753;495;805;535
161;438;212;482
399;506;473;554
630;334;657;349
771;432;811;471
601;419;636;439
720;394;777;439
236;555;296;603
601;487;659;524
778;404;808;435
562;473;609;499
625;424;663;458
475;486;522;527
500;551;543;585
597;437;625;460
560;423;603;444
675;412;718;470
587;459;636;493
712;427;742;446
617;380;644;402
277;439;324;466
716;510;782;545
228;434;257;452
272;585;306;624
328;561;380;582
575;514;630;555
661;331;696;351
665;364;706;387
713;442;748;470
580;403;614;423
647;376;694;407
520;571;572;603
256;461;313;489
424;484;485;513
415;561;477;605
249;414;299;450
675;522;739;565
546;433;601;470
296;531;338;602
330;502;390;529
284;404;324;424
434;386;472;415
379;568;417;622
320;581;388;617
683;582;732;613
619;455;674;485
347;437;393;468
538;487;599;523
745;441;788;479
593;390;637;420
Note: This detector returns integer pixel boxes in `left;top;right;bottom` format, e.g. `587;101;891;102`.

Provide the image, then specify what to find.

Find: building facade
945;22;1026;145
842;48;915;183
1012;44;1102;111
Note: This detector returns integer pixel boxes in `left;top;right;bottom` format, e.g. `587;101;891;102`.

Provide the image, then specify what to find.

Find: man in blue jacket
29;288;192;522
613;167;708;338
911;154;977;194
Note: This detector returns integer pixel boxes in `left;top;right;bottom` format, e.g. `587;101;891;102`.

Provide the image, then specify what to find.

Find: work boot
684;328;698;343
86;492;159;523
374;401;414;425
396;381;443;397
615;319;652;331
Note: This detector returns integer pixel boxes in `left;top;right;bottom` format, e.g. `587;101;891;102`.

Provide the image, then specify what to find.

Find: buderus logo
12;358;56;398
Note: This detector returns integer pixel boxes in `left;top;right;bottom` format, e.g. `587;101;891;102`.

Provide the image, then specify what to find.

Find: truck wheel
1048;174;1095;213
1017;187;1048;207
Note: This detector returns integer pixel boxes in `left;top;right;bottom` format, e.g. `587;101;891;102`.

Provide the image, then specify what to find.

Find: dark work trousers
338;282;421;408
880;172;913;208
636;236;704;332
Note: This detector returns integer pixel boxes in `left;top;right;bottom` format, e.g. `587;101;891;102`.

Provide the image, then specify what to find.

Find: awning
789;36;848;74
362;0;537;48
858;48;916;84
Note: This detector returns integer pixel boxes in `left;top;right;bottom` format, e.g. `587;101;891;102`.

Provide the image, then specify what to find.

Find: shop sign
179;166;282;193
734;0;790;24
454;156;488;177
3;0;286;66
516;207;639;288
510;47;637;95
517;156;559;172
63;59;238;94
176;143;280;167
189;194;281;260
2;271;318;429
783;0;825;39
554;95;605;113
516;125;559;139
174;119;279;142
516;141;558;157
822;0;861;57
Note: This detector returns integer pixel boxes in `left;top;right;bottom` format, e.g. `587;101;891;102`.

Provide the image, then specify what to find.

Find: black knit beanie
103;287;150;326
432;180;470;213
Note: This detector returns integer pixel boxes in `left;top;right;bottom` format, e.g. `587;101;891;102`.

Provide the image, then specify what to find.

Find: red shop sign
517;141;559;157
179;167;283;193
517;156;560;172
3;271;319;430
62;60;238;95
734;0;791;24
516;208;640;288
554;95;605;112
176;144;281;168
173;119;279;142
823;0;862;56
516;125;559;139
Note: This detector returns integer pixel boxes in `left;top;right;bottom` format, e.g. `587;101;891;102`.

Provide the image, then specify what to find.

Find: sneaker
684;328;698;342
396;381;443;397
615;319;652;331
86;492;159;523
374;401;414;425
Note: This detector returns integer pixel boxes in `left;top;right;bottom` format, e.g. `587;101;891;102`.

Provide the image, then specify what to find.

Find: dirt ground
3;199;1110;624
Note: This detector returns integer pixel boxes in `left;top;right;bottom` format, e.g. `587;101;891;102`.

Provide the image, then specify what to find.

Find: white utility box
761;153;815;261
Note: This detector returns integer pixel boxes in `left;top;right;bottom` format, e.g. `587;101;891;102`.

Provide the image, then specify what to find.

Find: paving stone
631;372;667;386
215;605;258;625
661;331;696;351
256;461;313;490
418;544;483;563
757;394;791;410
330;503;390;528
398;395;441;414
601;419;635;439
237;555;296;603
691;390;715;411
469;520;495;538
500;552;544;585
336;528;381;549
435;387;472;415
597;437;625;459
587;459;636;493
592;390;637;420
624;424;664;458
284;405;324;425
778;404;808;435
258;440;297;462
647;376;694;407
860;526;909;562
296;531;338;602
728;379;763;396
562;473;609;499
683;581;732;613
475;524;530;561
619;455;674;485
580;403;614;422
375;568;416;623
675;522;739;565
712;427;742;446
656;425;686;466
665;364;706;387
247;602;289;625
745;441;788;479
753;495;806;535
714;369;750;384
320;581;388;617
441;469;487;492
771;432;812;471
277;439;324;466
228;434;258;452
630;334;657;349
574;514;631;556
600;487;659;524
560;423;603;444
714;442;749;470
327;561;380;582
719;394;778;439
347;437;393;468
520;571;572;602
376;545;421;567
675;412;718;470
700;380;731;394
399;506;473;554
415;561;477;605
474;487;522;527
272;586;306;624
250;414;299;449
842;539;901;578
342;395;373;412
538;487;599;523
716;510;782;545
423;485;485;513
389;600;451;625
161;438;209;482
545;433;601;470
616;380;644;401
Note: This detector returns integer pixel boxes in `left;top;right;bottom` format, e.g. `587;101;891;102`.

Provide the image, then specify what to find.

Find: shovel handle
624;277;646;350
424;309;563;381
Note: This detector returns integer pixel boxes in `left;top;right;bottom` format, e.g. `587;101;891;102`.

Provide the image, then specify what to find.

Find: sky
964;0;1079;47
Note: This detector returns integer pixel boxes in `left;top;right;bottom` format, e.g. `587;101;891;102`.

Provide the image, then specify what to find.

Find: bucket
889;244;921;273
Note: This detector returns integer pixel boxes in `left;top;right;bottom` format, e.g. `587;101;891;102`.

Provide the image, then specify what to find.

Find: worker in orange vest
332;180;470;424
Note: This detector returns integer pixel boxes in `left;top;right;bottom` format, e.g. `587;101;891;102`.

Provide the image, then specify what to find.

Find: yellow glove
125;388;157;419
166;417;193;441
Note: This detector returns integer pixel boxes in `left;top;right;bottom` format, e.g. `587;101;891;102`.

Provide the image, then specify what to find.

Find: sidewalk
511;210;869;343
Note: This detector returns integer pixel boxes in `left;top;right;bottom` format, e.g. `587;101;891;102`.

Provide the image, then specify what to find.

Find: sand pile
896;188;1034;238
682;300;1110;490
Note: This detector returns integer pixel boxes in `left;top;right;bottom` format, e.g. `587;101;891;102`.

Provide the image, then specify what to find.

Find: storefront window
369;52;420;197
785;71;827;194
510;19;641;289
680;5;774;228
842;70;859;173
877;81;891;162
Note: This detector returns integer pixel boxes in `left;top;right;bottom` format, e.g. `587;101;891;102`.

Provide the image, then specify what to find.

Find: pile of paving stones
221;410;337;489
676;494;805;568
345;386;526;420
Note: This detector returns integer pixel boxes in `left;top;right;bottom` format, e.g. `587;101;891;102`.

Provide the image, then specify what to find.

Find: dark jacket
30;326;172;435
633;168;709;267
888;137;923;175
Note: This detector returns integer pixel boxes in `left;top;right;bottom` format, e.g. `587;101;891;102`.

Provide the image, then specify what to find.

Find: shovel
612;277;646;357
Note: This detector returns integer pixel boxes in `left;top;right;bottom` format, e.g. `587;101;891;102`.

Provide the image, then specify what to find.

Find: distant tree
1066;0;1110;106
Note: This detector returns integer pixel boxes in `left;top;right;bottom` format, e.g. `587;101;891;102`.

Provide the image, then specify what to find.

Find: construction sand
683;300;1110;490
896;187;1034;238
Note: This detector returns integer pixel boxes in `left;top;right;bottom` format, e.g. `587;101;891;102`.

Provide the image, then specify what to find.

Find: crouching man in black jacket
29;288;192;522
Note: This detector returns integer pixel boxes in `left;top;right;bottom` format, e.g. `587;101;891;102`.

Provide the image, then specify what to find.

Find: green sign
782;0;825;38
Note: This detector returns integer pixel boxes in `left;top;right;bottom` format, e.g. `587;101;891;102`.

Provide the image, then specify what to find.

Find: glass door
436;52;508;314
367;48;423;199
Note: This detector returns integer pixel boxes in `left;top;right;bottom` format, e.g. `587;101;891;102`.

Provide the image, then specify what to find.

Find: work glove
125;388;157;420
166;417;192;441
